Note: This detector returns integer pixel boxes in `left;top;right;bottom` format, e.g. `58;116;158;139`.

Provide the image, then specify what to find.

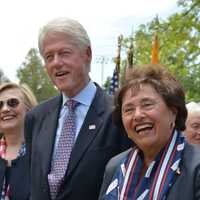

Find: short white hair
186;101;200;114
38;17;91;55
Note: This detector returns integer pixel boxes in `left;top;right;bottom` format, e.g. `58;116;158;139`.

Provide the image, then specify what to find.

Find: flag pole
116;34;123;74
124;33;134;82
108;35;122;95
151;15;160;64
127;30;134;69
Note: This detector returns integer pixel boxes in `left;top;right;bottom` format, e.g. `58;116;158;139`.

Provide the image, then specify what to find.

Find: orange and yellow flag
151;34;159;64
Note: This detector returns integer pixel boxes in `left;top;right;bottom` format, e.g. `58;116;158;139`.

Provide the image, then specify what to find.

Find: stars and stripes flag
108;68;119;95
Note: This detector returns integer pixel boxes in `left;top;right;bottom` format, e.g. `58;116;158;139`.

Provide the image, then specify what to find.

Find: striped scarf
0;137;26;200
104;130;185;200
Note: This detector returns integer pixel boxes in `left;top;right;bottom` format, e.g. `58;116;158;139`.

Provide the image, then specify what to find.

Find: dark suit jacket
98;143;200;200
0;155;30;200
25;84;132;200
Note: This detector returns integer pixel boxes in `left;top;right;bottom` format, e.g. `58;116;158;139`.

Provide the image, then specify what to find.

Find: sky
0;0;180;86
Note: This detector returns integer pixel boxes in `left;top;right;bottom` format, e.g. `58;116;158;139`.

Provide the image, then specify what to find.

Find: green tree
17;48;58;102
121;0;200;101
0;69;9;84
103;76;111;93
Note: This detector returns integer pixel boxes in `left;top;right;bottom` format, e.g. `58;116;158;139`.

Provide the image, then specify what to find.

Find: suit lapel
66;86;106;176
38;96;62;175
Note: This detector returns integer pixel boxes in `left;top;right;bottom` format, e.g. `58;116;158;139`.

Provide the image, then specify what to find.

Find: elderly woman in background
99;64;200;200
0;83;37;200
184;101;200;145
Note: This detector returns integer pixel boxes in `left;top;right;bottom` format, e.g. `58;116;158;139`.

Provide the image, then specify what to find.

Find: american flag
108;68;119;95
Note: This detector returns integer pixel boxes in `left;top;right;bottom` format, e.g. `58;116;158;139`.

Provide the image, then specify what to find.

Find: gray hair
186;101;200;114
38;17;91;55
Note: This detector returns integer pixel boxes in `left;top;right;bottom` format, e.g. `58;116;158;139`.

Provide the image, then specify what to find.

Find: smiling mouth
1;115;16;121
135;123;153;135
55;71;69;77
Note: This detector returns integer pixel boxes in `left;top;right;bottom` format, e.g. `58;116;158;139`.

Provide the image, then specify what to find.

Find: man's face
185;113;200;145
42;32;91;97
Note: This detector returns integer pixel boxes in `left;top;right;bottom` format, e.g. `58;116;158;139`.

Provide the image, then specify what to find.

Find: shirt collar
62;80;96;106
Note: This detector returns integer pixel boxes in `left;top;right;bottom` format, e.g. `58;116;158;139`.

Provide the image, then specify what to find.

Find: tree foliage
121;0;200;102
0;69;9;84
17;48;58;102
103;76;111;93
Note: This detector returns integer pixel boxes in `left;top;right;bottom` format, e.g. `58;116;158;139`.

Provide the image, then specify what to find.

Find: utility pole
96;56;109;87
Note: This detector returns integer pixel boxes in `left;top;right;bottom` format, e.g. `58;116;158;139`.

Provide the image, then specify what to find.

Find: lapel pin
89;124;96;130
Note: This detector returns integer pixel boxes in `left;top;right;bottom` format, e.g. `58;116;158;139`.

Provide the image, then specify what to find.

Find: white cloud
0;0;179;84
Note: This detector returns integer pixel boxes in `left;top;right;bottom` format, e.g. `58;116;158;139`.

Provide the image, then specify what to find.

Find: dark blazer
0;155;30;200
25;84;132;200
98;143;200;200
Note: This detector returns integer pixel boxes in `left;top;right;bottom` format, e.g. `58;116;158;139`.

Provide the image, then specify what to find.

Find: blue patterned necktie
48;99;79;199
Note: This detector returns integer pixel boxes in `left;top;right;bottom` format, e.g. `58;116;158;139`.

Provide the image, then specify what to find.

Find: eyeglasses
0;98;20;110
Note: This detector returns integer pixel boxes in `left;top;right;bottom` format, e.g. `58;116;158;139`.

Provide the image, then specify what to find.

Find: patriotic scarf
104;130;185;200
0;137;26;200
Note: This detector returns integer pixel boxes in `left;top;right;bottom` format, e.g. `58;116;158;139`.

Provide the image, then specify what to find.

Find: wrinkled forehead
188;112;200;120
42;31;79;46
121;83;164;107
123;83;153;99
44;31;73;41
126;84;143;97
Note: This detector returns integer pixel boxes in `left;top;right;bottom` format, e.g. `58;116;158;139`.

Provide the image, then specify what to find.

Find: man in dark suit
24;17;131;200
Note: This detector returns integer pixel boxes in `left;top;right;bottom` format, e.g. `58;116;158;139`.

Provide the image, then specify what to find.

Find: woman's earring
170;121;175;129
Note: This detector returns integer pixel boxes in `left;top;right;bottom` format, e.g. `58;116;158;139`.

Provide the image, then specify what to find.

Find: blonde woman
0;83;37;200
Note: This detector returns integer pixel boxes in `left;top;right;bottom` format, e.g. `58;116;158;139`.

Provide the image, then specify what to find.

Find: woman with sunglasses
0;83;37;200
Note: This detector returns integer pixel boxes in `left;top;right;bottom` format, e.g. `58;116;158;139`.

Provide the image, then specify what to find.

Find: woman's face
185;113;200;145
121;84;177;155
0;88;27;133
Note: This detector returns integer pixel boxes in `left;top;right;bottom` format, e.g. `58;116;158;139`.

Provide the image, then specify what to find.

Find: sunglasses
0;98;20;110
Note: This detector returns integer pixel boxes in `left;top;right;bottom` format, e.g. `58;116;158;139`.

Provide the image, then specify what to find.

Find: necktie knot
66;99;79;110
